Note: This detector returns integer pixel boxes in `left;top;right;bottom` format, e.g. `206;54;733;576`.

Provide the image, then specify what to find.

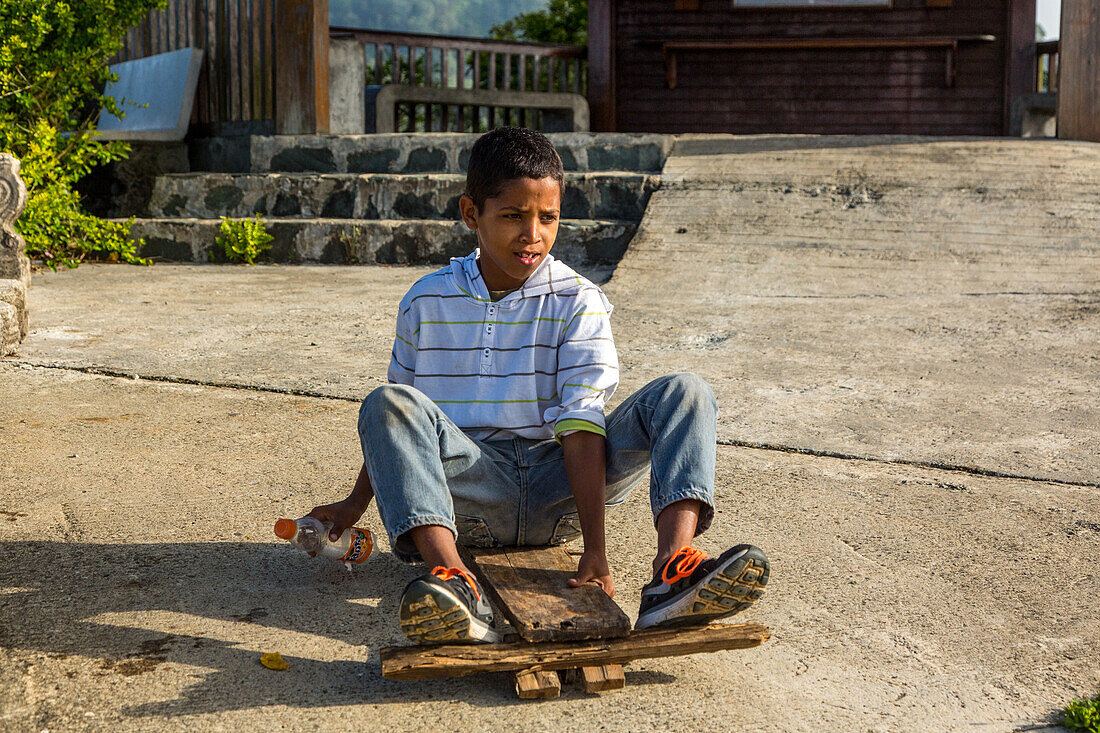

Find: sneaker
635;544;769;630
399;566;501;644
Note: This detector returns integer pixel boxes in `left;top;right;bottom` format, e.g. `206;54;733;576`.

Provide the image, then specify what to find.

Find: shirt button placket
481;303;497;375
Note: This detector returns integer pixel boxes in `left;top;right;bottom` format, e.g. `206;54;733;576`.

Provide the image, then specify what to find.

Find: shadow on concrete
0;541;673;715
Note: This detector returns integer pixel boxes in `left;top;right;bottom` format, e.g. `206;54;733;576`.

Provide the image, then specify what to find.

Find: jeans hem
652;488;715;536
389;514;457;564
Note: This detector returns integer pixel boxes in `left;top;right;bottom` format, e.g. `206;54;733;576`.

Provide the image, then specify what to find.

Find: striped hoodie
387;249;619;442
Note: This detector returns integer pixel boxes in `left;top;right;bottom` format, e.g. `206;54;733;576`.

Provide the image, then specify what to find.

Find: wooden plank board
515;668;561;699
460;545;631;643
580;664;625;692
380;622;770;681
1058;0;1100;141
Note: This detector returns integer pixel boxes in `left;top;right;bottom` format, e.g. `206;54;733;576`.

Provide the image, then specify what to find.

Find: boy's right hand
307;498;367;542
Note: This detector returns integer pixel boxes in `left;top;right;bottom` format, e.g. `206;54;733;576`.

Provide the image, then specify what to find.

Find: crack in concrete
9;360;1096;491
960;290;1100;298
716;438;1100;490
7;360;367;402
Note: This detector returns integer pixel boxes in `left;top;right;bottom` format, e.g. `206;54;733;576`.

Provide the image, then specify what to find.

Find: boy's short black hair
464;127;565;212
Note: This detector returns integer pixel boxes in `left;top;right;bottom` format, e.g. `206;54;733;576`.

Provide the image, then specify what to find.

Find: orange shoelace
661;546;708;585
431;566;481;601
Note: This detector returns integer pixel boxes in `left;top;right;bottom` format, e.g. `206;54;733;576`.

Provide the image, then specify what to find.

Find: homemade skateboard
380;545;770;698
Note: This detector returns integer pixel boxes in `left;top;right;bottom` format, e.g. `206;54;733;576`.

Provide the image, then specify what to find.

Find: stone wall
0;154;30;356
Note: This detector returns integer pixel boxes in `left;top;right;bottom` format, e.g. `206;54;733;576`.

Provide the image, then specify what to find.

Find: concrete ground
1;135;1098;731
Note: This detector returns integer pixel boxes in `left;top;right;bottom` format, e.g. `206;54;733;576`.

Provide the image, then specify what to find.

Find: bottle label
341;528;373;564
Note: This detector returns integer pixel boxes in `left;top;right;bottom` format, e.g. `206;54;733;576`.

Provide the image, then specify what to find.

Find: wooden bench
364;84;590;133
380;545;770;699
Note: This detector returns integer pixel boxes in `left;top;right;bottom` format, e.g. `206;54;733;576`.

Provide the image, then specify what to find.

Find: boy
308;127;769;644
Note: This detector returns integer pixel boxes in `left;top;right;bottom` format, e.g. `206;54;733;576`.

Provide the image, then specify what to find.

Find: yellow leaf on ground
260;652;289;671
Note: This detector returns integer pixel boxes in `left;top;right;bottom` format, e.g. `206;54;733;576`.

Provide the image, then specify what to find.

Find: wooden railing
1036;40;1059;93
111;0;275;131
329;28;587;133
112;1;588;134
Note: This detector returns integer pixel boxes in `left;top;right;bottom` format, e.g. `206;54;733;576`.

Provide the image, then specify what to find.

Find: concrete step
190;133;673;174
150;172;659;222
127;217;636;281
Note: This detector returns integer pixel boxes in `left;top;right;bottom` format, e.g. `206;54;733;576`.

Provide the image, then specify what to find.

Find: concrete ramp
606;135;1100;485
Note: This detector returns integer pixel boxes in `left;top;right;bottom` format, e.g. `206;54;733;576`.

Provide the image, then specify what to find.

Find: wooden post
1003;0;1037;134
1058;0;1100;140
275;0;330;134
587;0;616;131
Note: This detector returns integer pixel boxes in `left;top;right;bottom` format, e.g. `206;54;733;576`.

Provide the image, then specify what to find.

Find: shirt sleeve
387;298;418;386
544;288;619;437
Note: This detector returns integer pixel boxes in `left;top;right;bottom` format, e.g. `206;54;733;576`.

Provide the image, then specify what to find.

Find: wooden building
587;0;1039;135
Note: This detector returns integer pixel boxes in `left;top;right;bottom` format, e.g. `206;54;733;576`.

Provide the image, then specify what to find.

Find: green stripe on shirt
563;382;606;393
554;418;606;440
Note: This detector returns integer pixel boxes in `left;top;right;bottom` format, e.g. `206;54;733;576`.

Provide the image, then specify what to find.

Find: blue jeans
358;373;718;563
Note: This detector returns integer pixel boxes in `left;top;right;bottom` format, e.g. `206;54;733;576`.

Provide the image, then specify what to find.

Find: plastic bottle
274;517;373;569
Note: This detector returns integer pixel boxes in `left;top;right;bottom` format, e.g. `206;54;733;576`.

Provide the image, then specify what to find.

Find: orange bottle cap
273;518;297;540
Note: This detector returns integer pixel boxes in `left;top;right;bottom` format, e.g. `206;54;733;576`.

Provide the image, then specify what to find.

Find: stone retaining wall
0;154;30;356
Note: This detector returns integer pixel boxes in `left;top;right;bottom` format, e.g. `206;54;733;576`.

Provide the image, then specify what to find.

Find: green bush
0;0;164;269
216;216;273;265
1064;695;1100;733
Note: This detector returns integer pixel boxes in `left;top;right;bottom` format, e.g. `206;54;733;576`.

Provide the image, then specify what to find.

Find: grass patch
1063;694;1100;733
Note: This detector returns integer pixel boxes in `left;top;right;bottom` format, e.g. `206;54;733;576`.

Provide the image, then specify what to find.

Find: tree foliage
490;0;587;46
0;0;163;268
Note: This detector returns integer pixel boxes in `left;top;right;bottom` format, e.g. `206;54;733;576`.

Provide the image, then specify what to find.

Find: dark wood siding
613;0;1015;135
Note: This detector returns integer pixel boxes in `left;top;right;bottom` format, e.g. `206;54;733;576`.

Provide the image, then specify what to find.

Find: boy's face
459;176;561;292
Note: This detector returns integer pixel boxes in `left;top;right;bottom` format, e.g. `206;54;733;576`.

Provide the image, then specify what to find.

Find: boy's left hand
568;548;615;598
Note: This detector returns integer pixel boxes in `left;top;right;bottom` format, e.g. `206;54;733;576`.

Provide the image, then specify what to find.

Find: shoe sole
635;545;770;630
399;579;501;645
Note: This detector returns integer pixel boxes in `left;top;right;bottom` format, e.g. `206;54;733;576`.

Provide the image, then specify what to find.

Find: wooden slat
380;622;771;681
461;545;631;643
178;0;188;48
515;669;561;699
142;14;152;56
580;664;625;692
242;0;252;120
192;0;206;123
249;0;262;119
162;5;172;54
209;0;222;123
230;0;240;120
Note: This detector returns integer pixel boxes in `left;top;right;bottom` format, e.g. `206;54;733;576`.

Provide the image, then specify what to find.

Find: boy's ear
458;194;479;232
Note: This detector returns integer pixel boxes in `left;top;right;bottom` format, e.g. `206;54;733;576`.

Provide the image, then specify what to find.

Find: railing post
1003;0;1037;134
275;0;330;134
1058;0;1100;141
